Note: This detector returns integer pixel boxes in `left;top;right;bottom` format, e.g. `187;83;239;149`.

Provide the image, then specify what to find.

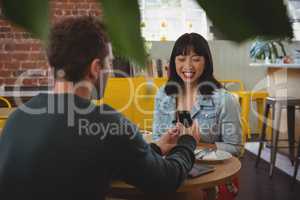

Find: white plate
195;149;232;162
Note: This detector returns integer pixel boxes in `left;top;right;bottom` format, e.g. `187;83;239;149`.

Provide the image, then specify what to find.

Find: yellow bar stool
232;90;269;139
0;96;12;134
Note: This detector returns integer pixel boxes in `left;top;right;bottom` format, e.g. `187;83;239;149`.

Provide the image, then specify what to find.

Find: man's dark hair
47;16;109;83
165;33;222;96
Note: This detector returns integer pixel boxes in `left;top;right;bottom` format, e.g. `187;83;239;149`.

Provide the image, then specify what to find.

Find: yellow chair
220;80;268;140
0;96;12;134
132;77;167;131
219;79;245;91
96;78;268;141
102;77;143;121
228;92;247;145
93;77;167;131
220;80;248;141
0;96;11;109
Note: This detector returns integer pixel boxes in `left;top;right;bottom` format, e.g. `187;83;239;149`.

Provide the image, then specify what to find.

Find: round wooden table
109;154;241;200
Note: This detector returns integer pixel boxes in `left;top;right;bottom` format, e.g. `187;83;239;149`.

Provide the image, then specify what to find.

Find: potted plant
249;39;287;64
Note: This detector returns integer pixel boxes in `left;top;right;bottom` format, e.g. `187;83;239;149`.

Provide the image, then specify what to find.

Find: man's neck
53;80;92;100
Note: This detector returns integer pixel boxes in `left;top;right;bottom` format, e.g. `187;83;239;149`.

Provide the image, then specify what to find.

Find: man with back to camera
0;16;198;200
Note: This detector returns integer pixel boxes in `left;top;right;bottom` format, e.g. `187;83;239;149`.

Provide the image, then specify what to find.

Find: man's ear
88;58;102;80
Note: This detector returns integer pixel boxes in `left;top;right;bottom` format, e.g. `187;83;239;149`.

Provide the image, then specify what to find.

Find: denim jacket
152;86;243;156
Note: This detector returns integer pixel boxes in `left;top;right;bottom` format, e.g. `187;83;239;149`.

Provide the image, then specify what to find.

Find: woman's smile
175;49;205;85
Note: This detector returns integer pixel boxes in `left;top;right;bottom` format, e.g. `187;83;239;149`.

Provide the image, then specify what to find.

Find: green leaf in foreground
196;0;293;42
99;0;146;67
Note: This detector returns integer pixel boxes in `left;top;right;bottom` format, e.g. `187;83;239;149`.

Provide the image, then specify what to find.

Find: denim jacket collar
163;91;217;119
191;95;215;118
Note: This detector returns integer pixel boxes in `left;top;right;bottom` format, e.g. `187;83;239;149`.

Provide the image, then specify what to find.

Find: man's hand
178;121;201;145
155;126;181;155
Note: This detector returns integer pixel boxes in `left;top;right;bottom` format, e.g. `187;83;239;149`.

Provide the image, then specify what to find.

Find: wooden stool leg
269;103;282;178
256;103;270;167
287;105;295;165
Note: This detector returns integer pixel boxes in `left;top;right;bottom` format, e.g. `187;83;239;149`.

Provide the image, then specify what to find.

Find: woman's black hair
165;33;222;96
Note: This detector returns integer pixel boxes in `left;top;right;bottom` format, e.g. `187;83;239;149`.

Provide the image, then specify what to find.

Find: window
139;0;210;41
288;0;300;40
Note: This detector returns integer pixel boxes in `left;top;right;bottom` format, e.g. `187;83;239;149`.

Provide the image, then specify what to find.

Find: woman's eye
177;57;185;62
192;57;203;62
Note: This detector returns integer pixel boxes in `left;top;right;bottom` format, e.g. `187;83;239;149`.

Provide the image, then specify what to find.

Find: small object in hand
176;110;193;128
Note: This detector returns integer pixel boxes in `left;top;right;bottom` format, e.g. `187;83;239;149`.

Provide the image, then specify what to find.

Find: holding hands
178;120;201;144
155;123;181;155
155;121;201;155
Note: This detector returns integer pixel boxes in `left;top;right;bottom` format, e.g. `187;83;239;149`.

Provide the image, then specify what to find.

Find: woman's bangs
174;43;205;57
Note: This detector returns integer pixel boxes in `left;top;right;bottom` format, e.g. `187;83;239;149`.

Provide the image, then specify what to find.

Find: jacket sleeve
152;88;167;141
216;92;243;156
114;116;196;194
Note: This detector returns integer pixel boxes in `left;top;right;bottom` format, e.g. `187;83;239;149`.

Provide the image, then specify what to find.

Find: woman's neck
183;83;198;97
177;84;198;111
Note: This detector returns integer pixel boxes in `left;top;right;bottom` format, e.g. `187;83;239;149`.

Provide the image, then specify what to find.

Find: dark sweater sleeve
115;128;196;194
149;143;162;155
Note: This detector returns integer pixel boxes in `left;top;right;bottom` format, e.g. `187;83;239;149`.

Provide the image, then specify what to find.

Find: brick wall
0;0;102;89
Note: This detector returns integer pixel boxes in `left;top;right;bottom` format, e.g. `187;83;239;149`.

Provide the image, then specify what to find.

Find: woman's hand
177;121;201;145
155;121;201;155
191;120;201;143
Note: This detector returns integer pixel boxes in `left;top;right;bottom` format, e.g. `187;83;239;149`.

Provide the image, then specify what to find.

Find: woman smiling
152;32;243;200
